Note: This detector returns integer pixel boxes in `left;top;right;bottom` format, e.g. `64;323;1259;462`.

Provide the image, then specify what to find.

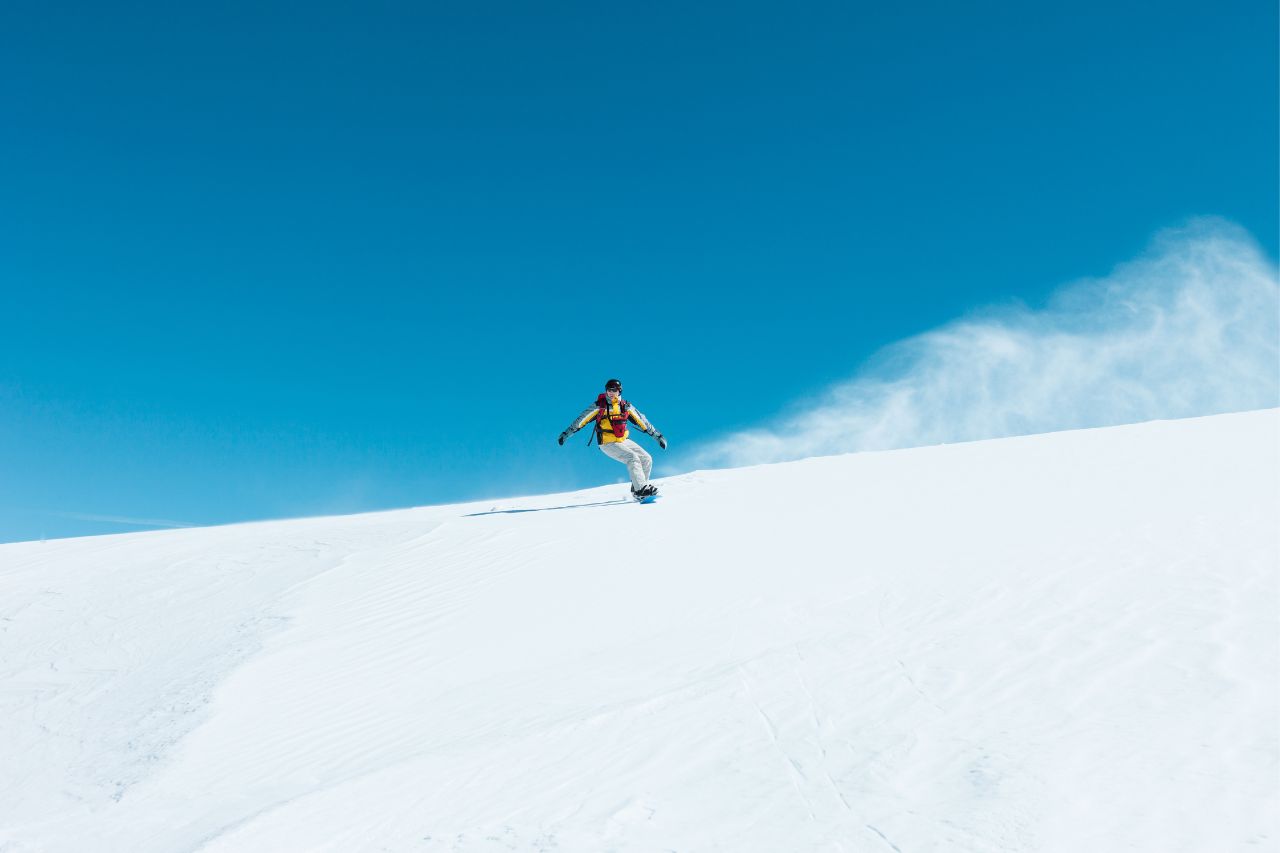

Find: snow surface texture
2;411;1277;852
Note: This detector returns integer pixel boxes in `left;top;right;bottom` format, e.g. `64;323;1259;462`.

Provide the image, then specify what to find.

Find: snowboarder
558;378;667;500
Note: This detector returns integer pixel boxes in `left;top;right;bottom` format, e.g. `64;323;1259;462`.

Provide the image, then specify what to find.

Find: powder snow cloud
683;218;1279;469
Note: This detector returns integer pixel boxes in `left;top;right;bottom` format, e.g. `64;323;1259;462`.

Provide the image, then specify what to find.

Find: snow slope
1;411;1276;852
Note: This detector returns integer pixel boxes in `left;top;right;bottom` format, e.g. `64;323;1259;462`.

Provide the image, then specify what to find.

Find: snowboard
633;493;659;504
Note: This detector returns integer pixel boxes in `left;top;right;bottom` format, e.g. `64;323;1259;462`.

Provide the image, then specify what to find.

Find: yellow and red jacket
568;395;654;445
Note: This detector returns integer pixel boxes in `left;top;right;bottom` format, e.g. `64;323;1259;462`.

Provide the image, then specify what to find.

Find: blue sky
2;0;1277;542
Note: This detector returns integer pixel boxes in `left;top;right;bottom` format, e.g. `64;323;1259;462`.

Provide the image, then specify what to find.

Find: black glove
558;430;570;446
655;432;667;450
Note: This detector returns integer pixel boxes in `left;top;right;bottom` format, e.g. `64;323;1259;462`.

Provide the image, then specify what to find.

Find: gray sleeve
566;405;597;433
629;406;656;434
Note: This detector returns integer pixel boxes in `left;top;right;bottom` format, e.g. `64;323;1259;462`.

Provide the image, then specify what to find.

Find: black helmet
604;378;622;392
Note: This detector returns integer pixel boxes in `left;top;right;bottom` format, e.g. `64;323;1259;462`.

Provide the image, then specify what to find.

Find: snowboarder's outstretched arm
558;406;598;445
629;407;668;450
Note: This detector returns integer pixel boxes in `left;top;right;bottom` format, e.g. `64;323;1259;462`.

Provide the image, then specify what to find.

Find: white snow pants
599;439;653;491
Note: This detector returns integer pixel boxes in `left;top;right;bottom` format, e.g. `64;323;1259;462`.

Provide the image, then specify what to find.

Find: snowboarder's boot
631;484;658;501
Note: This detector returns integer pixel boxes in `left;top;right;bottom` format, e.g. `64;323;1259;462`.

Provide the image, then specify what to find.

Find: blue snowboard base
633;493;659;504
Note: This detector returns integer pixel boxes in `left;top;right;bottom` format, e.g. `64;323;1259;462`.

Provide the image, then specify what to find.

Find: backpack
593;393;630;443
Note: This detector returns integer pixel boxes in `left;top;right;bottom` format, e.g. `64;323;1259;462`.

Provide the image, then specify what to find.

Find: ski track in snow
0;411;1276;852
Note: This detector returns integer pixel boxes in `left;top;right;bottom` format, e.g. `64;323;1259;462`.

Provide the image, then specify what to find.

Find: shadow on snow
463;499;632;517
